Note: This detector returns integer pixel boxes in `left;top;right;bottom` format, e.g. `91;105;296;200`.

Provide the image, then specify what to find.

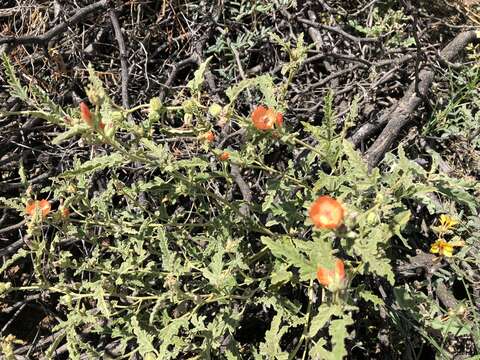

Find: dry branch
230;164;252;217
358;30;479;169
109;7;130;109
297;17;379;43
0;0;109;47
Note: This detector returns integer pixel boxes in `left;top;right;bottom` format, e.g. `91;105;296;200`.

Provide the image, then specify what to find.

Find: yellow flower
439;214;459;232
430;240;453;257
430;239;465;257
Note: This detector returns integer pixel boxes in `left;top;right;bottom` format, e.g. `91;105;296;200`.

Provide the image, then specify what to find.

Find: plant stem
290;137;323;157
289;279;314;360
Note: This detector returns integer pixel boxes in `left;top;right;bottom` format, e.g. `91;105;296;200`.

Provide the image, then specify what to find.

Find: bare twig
301;64;362;93
0;0;109;47
0;303;26;336
363;30;480;169
0;220;26;235
158;55;198;102
109;7;130;108
0;237;25;257
436;281;459;310
291;64;362;104
0;7;20;18
401;0;427;101
230;164;252;217
0;170;52;192
14;330;66;355
297;17;379;43
468;127;480;142
0;294;42;314
348;56;416;147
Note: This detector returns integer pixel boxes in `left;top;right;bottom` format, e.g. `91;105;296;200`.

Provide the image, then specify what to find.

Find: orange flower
80;102;105;130
316;258;346;290
251;105;283;131
25;200;51;218
309;195;344;229
218;151;230;161
60;207;70;219
200;131;215;143
80;102;93;127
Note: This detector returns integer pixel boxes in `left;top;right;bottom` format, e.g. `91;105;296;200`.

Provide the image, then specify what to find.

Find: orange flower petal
60;207;70;218
80;102;93;127
252;105;267;122
219;151;230;161
206;131;215;142
200;131;215;143
276;112;283;127
26;200;51;218
316;267;334;287
334;258;345;280
309;195;344;229
251;105;283;131
316;258;346;288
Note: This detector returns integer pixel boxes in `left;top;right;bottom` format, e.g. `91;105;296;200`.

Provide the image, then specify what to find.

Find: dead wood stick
109;7;129;109
297;18;379;43
224;47;252;217
0;237;25;257
0;7;20;18
0;220;26;235
158;55;198;102
436;281;458;310
0;0;109;47
364;30;479;169
302;64;362;93
230;164;252;217
14;329;66;356
0;170;52;192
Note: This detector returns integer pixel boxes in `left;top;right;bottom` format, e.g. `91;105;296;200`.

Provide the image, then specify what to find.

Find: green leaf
157;227;182;274
94;285;111;318
309;312;353;360
343;140;368;179
309;338;329;359
429;316;473;337
354;224;395;284
0;282;12;298
131;316;158;357
309;304;343;338
0;249;28;276
270;263;293;286
258;309;289;360
261;236;316;281
187;56;212;94
358;289;385;310
158;315;188;358
61;153;124;177
257;75;277;109
18;160;27;187
437;184;478;215
87;63;108;105
52;125;84;145
225;78;256;103
2;53;29;102
0;110;62;123
330;315;353;359
0;197;25;214
392;209;411;248
141;138;172;163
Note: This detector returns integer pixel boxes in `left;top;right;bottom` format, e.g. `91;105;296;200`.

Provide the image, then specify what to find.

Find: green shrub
1;33;479;359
